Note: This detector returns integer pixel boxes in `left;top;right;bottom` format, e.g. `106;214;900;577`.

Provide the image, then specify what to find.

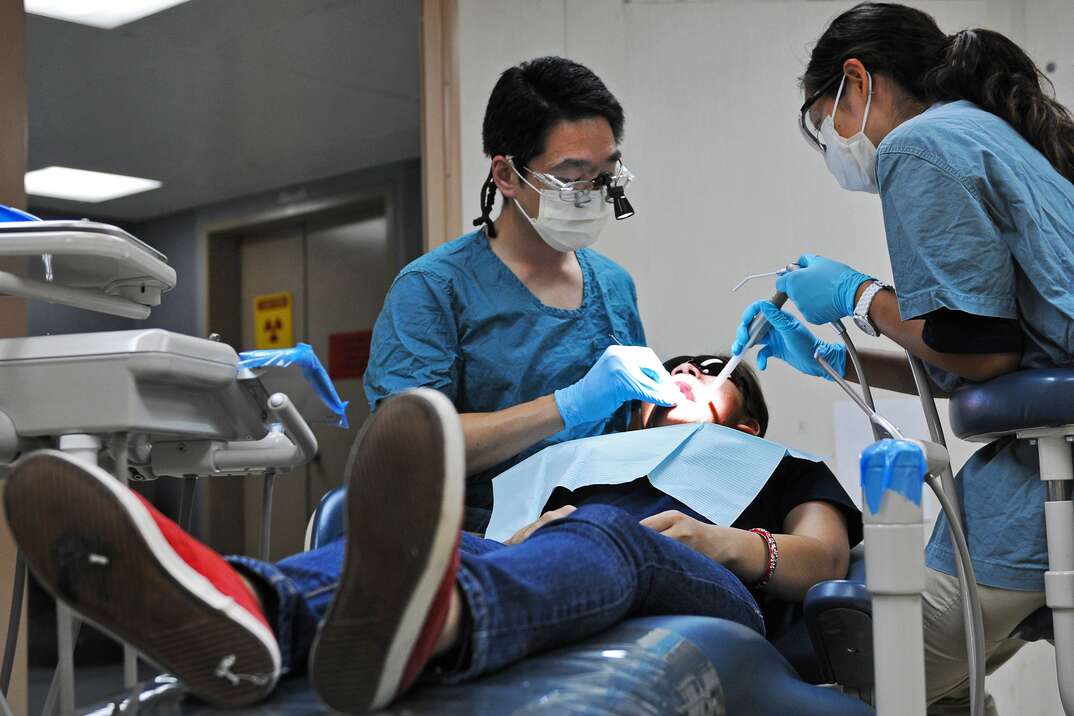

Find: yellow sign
254;292;294;349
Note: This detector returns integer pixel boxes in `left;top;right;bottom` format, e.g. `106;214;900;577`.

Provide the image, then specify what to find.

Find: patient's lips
674;379;696;402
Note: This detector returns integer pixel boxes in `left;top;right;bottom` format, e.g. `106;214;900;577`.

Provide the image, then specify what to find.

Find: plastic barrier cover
860;438;926;514
0;205;39;222
238;343;350;428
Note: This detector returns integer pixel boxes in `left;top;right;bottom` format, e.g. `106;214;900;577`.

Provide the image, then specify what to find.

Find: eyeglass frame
506;156;635;207
798;73;843;153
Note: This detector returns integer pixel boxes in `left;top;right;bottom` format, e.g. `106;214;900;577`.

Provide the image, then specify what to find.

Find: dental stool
948;367;1074;712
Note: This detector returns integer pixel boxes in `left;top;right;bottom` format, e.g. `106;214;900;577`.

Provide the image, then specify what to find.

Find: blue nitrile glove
555;345;681;430
776;254;874;325
732;301;846;381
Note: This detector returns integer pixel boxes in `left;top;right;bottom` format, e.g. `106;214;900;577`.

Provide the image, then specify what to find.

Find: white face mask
511;166;611;252
820;71;878;194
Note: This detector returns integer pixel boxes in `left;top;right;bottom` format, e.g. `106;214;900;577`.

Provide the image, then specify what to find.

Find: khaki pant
923;567;1046;715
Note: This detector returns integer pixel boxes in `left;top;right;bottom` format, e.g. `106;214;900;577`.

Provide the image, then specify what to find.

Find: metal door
232;202;389;559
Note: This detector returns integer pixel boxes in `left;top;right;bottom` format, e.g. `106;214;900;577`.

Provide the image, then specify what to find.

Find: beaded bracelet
750;528;779;588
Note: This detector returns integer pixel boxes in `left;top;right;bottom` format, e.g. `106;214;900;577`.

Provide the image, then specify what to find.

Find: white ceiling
26;0;421;221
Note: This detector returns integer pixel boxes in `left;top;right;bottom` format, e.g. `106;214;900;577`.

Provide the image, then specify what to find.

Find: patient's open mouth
674;380;696;402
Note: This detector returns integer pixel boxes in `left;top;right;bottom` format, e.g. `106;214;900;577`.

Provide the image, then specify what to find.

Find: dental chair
84;365;1074;715
79;483;873;716
97;364;1074;716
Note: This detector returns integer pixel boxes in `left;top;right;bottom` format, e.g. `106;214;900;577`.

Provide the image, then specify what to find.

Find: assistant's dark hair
802;2;1074;183
473;56;625;237
662;354;769;437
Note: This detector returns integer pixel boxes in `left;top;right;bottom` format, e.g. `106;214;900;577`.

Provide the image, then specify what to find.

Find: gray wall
27;158;422;339
26;0;421;221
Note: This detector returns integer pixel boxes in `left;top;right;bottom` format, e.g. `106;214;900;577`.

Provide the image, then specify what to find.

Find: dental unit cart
0;219;324;716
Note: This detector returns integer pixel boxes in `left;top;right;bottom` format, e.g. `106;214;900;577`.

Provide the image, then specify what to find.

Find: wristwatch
852;279;892;337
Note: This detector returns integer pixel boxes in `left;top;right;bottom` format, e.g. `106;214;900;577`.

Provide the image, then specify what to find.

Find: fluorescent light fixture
26;166;162;203
25;0;190;29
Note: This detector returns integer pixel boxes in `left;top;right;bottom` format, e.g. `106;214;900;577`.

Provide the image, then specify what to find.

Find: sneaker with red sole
310;388;465;713
3;450;281;706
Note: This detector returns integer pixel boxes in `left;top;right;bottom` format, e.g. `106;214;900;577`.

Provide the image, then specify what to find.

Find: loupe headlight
598;166;636;220
605;184;634;220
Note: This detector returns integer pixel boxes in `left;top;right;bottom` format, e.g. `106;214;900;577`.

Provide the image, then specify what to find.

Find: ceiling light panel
26;166;162;203
26;0;190;30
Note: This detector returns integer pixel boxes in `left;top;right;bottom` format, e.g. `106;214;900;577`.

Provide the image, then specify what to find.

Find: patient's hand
505;505;577;545
641;510;737;566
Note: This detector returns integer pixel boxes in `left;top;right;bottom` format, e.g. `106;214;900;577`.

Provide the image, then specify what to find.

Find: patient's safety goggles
664;354;728;378
663;355;754;405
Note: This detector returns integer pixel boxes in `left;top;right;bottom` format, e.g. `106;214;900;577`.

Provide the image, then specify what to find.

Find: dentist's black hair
473;56;625;237
802;2;1074;183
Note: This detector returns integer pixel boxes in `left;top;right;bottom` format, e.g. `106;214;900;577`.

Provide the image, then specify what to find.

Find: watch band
853;280;890;337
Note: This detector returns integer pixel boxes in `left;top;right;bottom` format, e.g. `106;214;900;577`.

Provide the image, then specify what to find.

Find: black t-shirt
543;455;863;637
544;455;862;545
921;308;1023;355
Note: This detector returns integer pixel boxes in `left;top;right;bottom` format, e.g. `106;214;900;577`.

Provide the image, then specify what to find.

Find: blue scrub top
364;229;646;532
877;100;1074;591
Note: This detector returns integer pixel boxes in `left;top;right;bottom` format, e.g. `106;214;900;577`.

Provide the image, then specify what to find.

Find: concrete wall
456;1;1071;713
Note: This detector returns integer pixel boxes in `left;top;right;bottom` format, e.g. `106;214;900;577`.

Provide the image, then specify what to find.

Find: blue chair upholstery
949;368;1074;441
307;485;347;550
87;616;875;715
803;553;873;689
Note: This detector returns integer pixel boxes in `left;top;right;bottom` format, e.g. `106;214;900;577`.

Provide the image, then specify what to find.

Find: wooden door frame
420;0;463;252
0;2;29;713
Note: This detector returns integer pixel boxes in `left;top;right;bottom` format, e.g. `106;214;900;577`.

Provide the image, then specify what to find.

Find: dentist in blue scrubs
735;4;1074;713
365;57;678;534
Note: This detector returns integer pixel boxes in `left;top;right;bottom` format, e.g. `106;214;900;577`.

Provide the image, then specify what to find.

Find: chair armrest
803;579;873;689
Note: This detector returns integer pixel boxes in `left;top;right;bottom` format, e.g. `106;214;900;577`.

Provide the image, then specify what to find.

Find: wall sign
254;291;294;349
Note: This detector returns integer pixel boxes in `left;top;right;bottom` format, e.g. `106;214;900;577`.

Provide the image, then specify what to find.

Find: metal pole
906;356;985;716
260;471;276;562
862;453;927;716
1038;436;1074;715
113;435;140;714
178;477;197;532
51;434;103;715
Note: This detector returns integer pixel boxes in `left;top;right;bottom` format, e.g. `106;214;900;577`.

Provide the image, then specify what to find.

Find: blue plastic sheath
237;343;350;428
859;439;926;515
0;206;39;222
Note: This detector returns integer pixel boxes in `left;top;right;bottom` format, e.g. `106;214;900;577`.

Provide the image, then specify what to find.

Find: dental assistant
735;3;1074;713
366;57;678;533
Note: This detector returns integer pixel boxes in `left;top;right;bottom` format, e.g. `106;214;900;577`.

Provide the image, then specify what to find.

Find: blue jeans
227;505;764;681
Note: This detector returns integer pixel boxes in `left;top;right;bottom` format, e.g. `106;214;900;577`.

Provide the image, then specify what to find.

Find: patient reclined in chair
4;356;860;713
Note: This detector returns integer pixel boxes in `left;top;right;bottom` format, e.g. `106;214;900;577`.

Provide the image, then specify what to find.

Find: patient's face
648;361;756;434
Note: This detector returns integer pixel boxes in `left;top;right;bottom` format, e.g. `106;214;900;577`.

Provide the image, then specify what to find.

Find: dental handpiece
712;264;798;389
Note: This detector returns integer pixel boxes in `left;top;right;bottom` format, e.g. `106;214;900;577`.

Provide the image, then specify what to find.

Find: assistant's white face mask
511;166;611;252
820;71;879;194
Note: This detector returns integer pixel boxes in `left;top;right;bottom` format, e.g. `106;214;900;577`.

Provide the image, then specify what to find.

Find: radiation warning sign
254;292;294;349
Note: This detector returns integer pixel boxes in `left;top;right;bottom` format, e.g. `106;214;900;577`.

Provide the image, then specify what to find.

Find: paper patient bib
485;423;823;542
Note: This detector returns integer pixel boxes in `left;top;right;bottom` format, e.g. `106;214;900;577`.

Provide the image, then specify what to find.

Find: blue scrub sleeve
627;276;647;346
364;271;461;412
878;150;1018;322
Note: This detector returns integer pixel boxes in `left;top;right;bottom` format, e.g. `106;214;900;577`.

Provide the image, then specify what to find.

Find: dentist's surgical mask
510;163;611;252
820;72;878;194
